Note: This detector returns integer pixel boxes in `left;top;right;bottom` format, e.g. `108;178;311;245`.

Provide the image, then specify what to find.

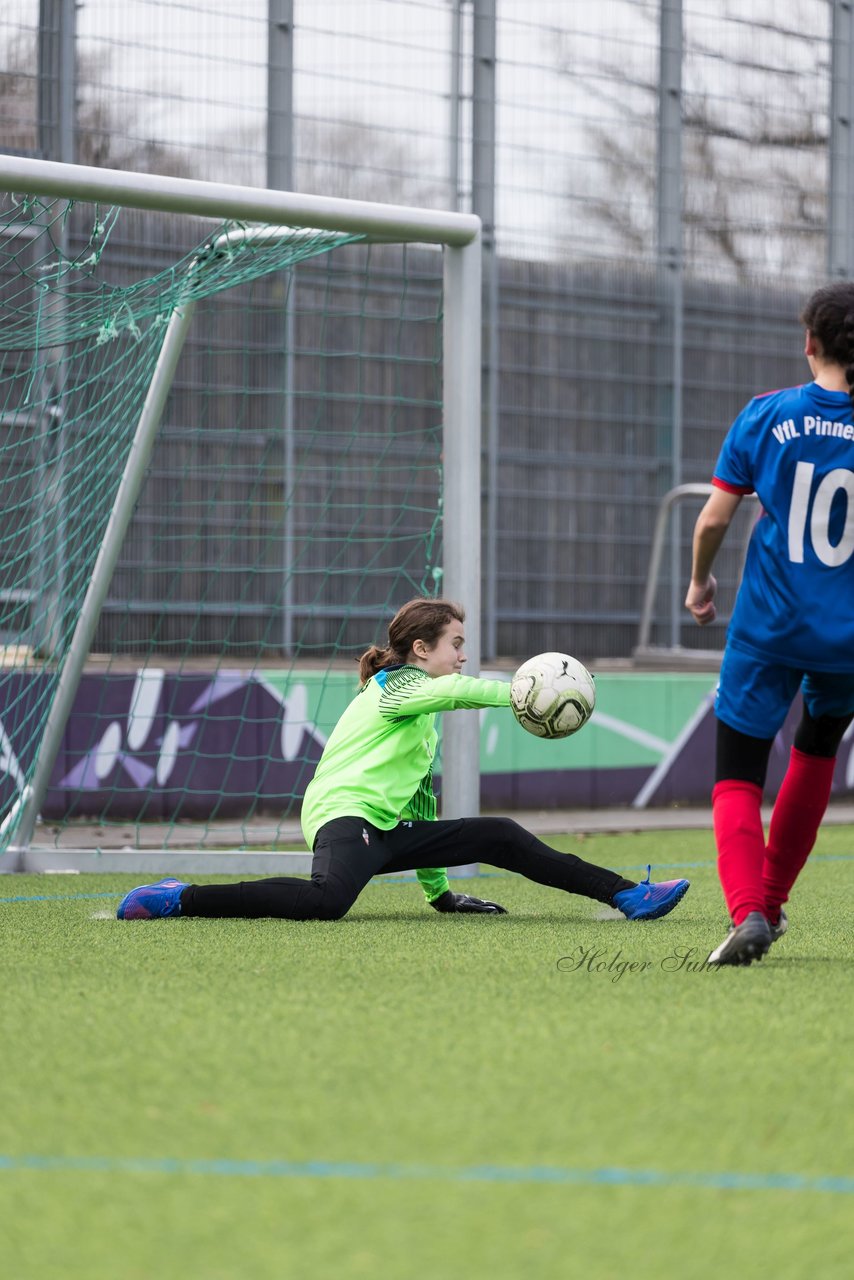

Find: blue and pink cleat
116;877;188;920
612;866;690;921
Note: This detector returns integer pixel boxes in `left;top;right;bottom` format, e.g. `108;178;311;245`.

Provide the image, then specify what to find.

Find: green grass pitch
2;826;853;1279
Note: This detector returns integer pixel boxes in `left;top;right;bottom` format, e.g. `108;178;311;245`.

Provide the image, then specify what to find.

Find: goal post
0;156;482;872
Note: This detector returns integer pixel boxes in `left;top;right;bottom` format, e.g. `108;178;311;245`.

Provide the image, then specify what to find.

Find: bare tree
2;32;449;208
0;32;40;155
75;49;197;177
213;114;450;206
295;117;448;208
0;32;196;176
551;2;829;281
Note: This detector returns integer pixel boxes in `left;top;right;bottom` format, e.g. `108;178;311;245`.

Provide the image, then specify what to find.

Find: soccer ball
510;652;596;739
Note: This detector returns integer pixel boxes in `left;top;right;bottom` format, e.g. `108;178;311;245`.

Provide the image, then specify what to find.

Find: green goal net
0;184;462;870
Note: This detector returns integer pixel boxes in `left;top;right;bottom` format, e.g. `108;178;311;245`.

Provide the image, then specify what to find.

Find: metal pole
636;483;712;652
266;0;294;192
38;0;76;164
449;0;464;212
267;0;296;653
668;285;685;650
6;298;199;853
657;0;684;649
34;0;76;660
473;0;499;661
829;0;854;278
441;235;482;826
635;484;758;658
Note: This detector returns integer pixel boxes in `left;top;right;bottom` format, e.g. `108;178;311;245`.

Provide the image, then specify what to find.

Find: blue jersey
714;381;854;671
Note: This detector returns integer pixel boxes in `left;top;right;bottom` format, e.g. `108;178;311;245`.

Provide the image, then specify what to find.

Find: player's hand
430;890;508;914
685;574;717;626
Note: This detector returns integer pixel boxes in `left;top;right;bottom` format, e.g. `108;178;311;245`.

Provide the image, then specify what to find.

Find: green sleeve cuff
416;866;451;902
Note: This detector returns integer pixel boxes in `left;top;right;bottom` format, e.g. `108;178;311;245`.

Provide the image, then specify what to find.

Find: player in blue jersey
685;282;854;965
117;597;689;924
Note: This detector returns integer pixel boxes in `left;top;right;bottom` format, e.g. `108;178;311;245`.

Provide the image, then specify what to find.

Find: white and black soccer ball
510;651;596;739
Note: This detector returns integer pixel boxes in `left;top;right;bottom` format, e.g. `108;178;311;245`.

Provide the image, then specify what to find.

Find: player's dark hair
800;282;854;411
358;597;465;683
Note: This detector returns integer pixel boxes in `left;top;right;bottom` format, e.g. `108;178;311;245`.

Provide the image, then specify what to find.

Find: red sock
712;779;766;925
763;747;836;919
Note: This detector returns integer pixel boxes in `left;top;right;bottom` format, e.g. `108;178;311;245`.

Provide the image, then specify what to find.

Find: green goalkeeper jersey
300;665;511;902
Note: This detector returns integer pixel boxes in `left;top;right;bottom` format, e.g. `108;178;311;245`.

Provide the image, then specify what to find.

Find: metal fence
1;1;850;661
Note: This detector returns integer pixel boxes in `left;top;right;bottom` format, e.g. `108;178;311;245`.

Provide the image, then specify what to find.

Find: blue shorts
715;645;854;739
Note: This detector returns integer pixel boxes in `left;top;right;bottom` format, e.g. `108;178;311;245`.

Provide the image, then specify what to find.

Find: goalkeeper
117;597;689;923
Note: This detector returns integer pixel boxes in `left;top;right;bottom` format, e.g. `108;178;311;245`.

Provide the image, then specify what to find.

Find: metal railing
634;482;759;662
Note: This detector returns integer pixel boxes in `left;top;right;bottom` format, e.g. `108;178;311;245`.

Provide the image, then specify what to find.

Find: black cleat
707;911;773;966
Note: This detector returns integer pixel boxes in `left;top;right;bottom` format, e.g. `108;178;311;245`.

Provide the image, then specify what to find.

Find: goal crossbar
0;156;480;246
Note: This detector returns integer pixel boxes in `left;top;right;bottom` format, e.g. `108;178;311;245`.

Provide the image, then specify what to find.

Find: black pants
716;707;854;787
180;816;634;920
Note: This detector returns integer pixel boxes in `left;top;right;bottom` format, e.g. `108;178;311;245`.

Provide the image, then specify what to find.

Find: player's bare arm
685;488;744;625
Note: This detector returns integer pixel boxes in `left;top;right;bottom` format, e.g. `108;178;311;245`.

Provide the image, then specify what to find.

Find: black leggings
716;707;854;788
180;815;634;920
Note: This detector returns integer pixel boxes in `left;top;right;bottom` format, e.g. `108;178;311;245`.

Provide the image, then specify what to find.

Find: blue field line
1;1152;852;1194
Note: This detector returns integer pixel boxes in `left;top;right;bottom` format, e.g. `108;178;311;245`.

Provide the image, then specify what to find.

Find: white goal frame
0;155;482;873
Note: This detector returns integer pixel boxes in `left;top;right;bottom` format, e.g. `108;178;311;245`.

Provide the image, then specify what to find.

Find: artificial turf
2;826;853;1279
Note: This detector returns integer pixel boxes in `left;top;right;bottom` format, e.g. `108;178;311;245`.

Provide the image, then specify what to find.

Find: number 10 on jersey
787;462;854;566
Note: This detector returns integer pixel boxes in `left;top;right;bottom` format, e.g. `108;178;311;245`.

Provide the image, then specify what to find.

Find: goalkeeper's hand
430;890;507;914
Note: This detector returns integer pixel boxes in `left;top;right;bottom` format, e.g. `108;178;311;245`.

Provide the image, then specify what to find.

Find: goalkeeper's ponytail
358;644;396;683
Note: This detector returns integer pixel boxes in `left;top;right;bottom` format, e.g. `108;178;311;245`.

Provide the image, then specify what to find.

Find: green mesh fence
0;195;445;859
